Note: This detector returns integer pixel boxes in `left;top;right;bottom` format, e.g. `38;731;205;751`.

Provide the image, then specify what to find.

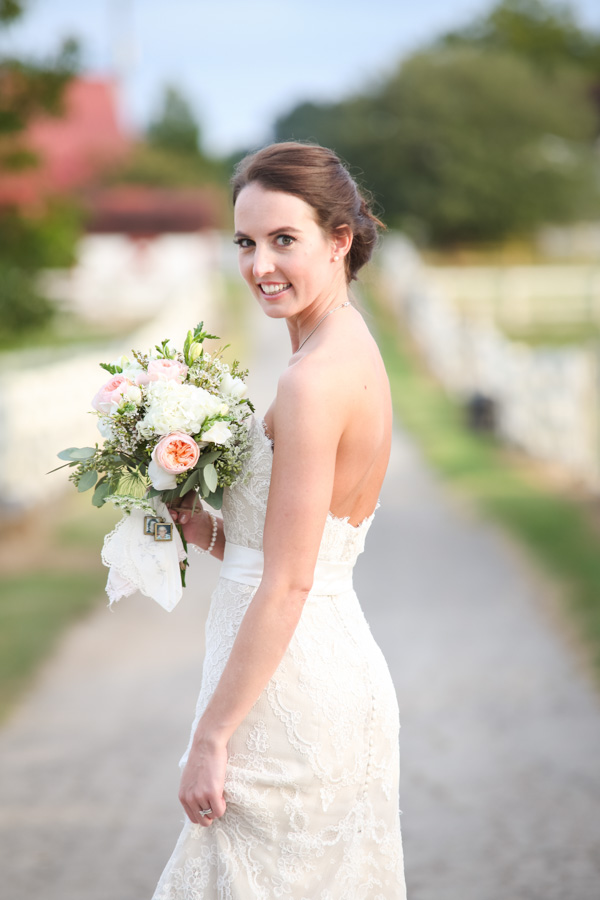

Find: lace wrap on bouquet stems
102;499;187;611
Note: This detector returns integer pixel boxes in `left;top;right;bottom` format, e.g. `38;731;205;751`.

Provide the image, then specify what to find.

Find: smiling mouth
259;283;291;297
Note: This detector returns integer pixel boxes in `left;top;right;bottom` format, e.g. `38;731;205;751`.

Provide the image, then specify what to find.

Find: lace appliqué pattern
152;416;406;899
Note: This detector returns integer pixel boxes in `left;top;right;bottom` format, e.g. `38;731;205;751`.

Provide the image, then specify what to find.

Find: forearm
192;582;308;747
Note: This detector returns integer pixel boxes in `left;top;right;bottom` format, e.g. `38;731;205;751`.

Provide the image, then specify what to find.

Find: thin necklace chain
297;301;351;352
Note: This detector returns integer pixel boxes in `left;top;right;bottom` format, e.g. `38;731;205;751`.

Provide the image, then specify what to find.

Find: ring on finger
198;807;213;816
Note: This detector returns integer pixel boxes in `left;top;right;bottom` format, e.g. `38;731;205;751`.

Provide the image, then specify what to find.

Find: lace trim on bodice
221;415;377;566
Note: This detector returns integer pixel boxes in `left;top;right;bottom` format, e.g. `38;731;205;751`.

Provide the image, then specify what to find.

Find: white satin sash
221;541;354;596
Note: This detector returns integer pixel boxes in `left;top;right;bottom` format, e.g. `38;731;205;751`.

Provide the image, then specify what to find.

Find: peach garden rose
149;431;201;490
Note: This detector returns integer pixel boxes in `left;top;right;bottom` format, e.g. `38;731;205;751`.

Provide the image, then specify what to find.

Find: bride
154;142;406;899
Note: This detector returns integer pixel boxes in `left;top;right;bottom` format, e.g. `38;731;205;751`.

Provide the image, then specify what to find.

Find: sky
2;0;600;155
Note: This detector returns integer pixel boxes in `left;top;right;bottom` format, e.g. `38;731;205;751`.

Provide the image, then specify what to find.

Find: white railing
379;235;600;489
425;264;600;329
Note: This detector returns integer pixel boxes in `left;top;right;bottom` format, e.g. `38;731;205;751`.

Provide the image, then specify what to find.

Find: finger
209;795;226;819
196;803;215;827
180;789;203;825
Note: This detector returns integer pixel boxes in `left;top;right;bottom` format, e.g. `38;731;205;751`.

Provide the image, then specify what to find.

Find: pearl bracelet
192;512;218;556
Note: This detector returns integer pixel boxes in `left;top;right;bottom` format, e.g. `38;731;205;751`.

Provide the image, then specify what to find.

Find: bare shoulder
273;312;389;446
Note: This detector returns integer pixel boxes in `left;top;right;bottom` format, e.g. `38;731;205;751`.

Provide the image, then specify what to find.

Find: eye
233;237;254;249
275;234;295;247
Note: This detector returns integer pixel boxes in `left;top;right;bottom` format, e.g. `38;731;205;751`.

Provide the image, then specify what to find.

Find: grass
0;494;119;721
365;278;600;677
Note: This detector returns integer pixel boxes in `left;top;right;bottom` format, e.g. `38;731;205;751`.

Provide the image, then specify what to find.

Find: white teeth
260;283;290;295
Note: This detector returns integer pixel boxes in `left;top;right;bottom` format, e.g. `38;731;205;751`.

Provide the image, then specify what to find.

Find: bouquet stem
177;525;190;587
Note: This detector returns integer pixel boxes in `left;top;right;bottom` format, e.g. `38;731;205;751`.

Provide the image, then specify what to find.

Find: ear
331;225;353;259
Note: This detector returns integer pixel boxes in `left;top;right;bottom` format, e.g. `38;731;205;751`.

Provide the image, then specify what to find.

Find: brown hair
231;141;384;282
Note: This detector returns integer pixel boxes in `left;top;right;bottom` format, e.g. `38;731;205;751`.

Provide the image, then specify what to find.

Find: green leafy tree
0;0;80;343
146;84;202;156
109;83;227;194
441;0;600;78
275;24;599;244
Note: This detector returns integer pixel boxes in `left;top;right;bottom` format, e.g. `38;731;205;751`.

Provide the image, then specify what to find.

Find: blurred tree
108;83;227;193
0;0;80;342
108;141;227;188
276;25;599;244
146;84;202;156
441;0;600;78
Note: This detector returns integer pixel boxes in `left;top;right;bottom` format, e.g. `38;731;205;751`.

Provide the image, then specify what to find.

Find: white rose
122;384;142;405
148;459;177;490
220;373;247;401
202;421;232;444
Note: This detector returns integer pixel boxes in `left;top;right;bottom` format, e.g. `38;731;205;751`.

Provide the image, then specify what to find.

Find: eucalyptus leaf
57;447;78;460
72;447;97;460
77;469;98;492
204;463;218;492
58;446;96;461
197;450;221;467
205;485;223;510
179;470;199;497
92;480;111;507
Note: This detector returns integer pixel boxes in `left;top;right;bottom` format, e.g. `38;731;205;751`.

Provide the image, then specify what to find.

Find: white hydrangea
137;380;225;438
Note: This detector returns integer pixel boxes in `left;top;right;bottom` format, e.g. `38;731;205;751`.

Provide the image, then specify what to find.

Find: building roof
85;185;223;236
0;77;129;209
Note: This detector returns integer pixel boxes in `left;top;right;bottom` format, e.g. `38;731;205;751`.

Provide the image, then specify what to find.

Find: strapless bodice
221;416;376;568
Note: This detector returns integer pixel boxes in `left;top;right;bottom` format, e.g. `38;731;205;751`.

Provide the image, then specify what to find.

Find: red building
0;77;129;210
0;76;221;233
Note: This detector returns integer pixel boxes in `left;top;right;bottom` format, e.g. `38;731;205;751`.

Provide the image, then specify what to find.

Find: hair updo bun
231;141;384;282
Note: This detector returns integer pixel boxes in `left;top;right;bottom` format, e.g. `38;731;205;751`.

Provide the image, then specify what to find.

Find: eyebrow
234;226;302;238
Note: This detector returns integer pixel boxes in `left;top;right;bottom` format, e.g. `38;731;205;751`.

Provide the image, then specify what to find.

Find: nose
252;244;276;279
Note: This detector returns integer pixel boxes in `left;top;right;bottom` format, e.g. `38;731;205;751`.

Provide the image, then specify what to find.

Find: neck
288;288;350;353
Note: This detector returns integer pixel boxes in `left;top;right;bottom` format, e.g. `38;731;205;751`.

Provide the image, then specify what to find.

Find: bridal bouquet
54;322;253;610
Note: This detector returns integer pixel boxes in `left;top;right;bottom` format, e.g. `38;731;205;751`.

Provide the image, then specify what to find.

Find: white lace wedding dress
152;415;406;899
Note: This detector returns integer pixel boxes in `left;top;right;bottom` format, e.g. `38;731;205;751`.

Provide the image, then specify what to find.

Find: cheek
238;254;253;284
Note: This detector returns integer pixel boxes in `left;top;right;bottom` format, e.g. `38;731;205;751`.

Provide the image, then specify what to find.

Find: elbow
260;573;313;607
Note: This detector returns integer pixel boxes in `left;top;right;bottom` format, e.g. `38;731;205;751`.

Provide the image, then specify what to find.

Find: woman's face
234;183;339;320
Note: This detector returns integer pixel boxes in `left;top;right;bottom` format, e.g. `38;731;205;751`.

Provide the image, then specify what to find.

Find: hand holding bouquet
54;322;253;609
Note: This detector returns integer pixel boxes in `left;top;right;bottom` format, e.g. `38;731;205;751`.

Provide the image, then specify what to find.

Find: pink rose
91;374;132;414
147;359;188;383
151;431;200;479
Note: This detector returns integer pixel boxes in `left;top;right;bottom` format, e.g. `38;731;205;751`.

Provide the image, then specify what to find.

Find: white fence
380;235;600;489
426;264;600;329
0;233;220;515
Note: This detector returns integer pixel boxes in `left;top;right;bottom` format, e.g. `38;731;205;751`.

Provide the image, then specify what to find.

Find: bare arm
178;362;346;825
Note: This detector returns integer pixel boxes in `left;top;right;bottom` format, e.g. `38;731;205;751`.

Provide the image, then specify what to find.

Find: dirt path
1;299;600;899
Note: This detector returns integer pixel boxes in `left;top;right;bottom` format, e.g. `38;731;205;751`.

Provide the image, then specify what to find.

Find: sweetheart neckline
254;415;378;532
